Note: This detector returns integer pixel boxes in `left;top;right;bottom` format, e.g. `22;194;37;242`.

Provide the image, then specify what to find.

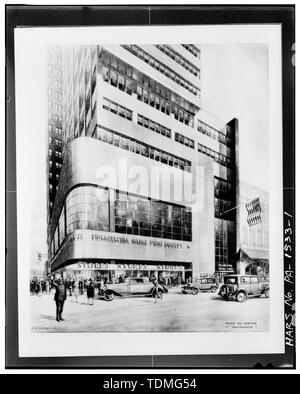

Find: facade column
109;188;115;232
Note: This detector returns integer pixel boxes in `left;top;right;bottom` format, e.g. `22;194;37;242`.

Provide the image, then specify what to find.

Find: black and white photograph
12;21;287;358
31;42;270;333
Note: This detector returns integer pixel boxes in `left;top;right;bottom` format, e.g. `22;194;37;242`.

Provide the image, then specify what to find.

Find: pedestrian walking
67;280;73;296
73;279;80;303
45;280;50;294
30;280;35;295
79;280;83;295
34;281;40;296
178;275;181;286
167;276;171;288
87;279;95;305
152;276;161;303
53;278;67;322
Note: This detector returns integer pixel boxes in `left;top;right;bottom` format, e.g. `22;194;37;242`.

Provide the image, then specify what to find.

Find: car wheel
265;288;270;298
104;291;114;301
192;288;199;295
210;286;217;293
236;291;247;303
219;285;228;299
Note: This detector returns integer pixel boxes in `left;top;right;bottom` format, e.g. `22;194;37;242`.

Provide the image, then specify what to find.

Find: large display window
114;190;192;241
65;186;109;235
52;185;192;256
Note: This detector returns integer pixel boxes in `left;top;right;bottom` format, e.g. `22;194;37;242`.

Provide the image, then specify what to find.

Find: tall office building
47;47;63;218
47;44;239;282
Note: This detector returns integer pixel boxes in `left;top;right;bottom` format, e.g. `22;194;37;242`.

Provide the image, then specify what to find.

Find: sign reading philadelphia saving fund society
90;233;187;249
66;229;192;263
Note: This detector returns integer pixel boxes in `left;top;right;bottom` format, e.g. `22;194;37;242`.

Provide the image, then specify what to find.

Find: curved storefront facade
48;136;215;281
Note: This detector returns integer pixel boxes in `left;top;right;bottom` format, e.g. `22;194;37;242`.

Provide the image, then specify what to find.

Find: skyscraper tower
47;44;238;280
47;46;63;218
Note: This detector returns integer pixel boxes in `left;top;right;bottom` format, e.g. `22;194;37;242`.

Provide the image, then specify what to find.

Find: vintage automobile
97;277;168;301
218;274;269;302
181;277;219;294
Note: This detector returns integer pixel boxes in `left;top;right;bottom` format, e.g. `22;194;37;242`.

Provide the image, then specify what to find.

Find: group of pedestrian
63;279;85;296
30;279;51;295
32;272;185;322
30;276;97;322
155;275;184;288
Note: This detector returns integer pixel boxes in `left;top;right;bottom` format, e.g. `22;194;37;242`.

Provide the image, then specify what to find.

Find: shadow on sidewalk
40;314;57;321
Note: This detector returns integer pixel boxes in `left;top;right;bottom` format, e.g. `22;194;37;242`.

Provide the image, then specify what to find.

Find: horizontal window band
96;124;192;173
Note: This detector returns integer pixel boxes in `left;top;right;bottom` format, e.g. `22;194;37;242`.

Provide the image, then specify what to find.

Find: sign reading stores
68;231;190;250
74;262;185;271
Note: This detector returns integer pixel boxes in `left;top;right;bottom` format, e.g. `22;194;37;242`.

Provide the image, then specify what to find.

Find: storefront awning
237;248;269;261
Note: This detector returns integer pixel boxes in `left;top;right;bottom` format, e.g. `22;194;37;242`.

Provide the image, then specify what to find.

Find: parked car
97;277;168;301
182;277;219;294
218;274;269;302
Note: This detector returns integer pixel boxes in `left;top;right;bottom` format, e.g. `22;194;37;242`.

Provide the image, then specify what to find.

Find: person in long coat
34;281;40;295
73;279;80;303
45;280;50;294
152;276;161;303
86;279;95;305
53;278;67;322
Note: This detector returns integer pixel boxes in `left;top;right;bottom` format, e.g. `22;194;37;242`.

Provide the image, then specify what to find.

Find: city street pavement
31;287;269;332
